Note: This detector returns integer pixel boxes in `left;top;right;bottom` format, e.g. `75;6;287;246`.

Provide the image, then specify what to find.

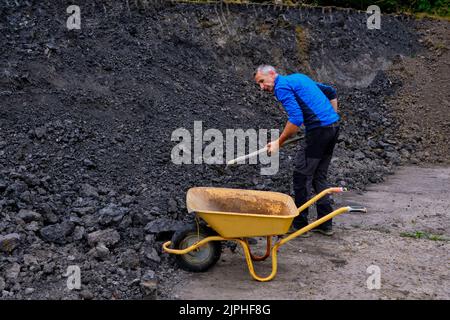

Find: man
254;65;340;236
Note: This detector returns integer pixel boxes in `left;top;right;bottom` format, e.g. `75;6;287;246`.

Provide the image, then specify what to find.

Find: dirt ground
170;166;450;300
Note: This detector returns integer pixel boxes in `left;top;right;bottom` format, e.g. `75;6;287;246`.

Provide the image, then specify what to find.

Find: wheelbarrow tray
187;187;299;238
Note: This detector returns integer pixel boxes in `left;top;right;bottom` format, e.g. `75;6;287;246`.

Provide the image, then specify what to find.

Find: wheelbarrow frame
163;187;366;282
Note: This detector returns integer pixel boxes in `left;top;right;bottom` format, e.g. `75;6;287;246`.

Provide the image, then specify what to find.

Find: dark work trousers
292;124;340;229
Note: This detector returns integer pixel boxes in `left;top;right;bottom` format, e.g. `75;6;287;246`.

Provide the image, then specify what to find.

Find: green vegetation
400;231;450;241
306;0;449;17
175;0;450;18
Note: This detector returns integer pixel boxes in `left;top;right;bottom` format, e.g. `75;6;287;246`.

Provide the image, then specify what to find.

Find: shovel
226;135;302;166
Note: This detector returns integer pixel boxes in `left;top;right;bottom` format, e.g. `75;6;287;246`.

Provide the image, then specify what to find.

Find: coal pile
0;1;427;299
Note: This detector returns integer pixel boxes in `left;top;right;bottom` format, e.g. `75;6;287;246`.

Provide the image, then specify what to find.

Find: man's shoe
286;226;311;238
311;227;334;236
299;231;311;238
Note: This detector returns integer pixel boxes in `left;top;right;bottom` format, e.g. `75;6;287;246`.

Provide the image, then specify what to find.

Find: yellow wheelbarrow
162;187;366;282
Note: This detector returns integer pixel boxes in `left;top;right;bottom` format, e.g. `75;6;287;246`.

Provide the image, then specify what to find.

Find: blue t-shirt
274;74;339;131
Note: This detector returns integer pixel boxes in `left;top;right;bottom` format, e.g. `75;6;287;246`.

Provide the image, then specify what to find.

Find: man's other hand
330;98;338;112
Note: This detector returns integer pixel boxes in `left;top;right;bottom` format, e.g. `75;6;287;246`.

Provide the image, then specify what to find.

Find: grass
400;231;450;241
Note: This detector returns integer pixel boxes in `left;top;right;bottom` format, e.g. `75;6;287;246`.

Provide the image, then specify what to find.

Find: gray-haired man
254;65;340;236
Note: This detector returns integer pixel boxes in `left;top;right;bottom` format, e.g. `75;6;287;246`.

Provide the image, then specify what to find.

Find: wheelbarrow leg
162;235;225;254
244;236;272;261
235;239;282;282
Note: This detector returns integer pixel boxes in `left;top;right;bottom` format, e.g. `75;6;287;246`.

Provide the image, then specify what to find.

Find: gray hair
254;65;277;76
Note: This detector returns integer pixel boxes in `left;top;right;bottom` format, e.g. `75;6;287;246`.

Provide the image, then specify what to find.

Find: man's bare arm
330;98;338;113
267;121;299;155
279;121;299;146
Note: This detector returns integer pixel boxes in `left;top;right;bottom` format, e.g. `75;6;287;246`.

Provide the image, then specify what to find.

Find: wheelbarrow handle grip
348;206;367;213
329;187;347;193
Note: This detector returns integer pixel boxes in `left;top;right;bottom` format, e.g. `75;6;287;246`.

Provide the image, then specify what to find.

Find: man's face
254;70;276;92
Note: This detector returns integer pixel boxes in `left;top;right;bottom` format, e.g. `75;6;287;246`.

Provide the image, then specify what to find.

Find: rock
149;206;161;215
0;180;6;192
34;126;46;139
96;243;110;258
12;282;21;292
119;249;140;269
0;233;21;253
82;215;96;228
354;150;365;161
43;262;55;274
0;277;5;291
72;207;95;216
39;203;59;224
80;290;94;300
25;221;40;232
400;149;410;158
73;226;85;241
6;181;28;196
19;190;32;203
23;254;38;266
43;212;59;224
18;209;42;222
385;151;399;162
118;215;133;230
98;203;129;226
39;221;75;244
87;229;120;247
6;263;21;280
144;218;185;234
24;288;35;295
97;186;110;195
83;159;96;169
69;216;83;225
142;270;155;281
120;195;134;206
144;247;161;263
80;184;99;198
144;234;155;245
21;174;39;188
88;243;110;260
167;199;178;213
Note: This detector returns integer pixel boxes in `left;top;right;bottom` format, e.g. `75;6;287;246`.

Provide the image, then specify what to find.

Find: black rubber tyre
171;224;221;272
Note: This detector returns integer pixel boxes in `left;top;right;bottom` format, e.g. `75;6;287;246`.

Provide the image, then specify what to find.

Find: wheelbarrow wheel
171;224;221;272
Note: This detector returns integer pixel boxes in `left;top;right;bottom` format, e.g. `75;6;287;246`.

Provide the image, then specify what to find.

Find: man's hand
267;121;299;156
266;139;280;156
330;98;338;112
